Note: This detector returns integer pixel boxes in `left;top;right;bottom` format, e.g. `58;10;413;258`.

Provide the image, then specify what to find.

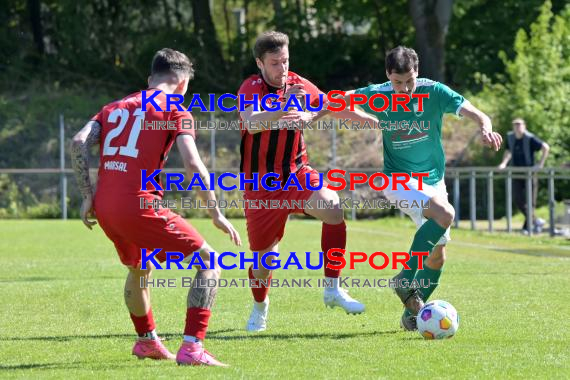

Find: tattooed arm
176;134;241;246
70;120;101;229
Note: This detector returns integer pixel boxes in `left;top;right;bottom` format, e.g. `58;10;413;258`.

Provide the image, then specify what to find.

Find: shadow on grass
0;277;57;283
0;362;91;371
205;329;400;341
0;363;58;370
0;359;145;371
1;333;136;342
2;328;399;342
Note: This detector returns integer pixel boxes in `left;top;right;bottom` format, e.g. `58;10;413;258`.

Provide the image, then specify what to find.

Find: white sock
183;335;202;345
324;277;339;291
254;298;269;311
139;330;158;340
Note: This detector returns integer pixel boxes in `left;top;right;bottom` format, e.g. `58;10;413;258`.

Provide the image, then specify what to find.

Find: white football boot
324;282;365;314
246;297;269;332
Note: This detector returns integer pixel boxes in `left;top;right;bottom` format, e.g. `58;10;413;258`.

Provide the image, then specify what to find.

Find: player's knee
324;194;344;224
435;204;454;228
325;206;344;225
445;206;455;226
313;189;343;224
130;264;152;277
254;267;272;279
209;260;222;278
198;245;220;275
198;266;221;279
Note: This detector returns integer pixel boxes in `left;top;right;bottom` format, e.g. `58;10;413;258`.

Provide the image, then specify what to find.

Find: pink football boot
176;342;228;367
132;338;176;360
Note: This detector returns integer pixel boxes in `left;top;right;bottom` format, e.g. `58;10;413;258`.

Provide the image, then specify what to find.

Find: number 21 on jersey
102;108;145;158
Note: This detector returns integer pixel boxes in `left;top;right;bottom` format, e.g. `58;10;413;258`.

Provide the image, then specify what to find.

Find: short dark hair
253;31;289;61
151;48;194;80
386;46;419;74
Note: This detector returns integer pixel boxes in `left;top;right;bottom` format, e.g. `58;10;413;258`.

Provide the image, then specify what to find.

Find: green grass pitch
1;218;569;378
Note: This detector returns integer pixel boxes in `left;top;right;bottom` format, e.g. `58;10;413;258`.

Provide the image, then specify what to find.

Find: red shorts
244;166;326;251
94;194;204;267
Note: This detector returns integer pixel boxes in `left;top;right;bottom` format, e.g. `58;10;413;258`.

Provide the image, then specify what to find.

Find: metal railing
3;114;568;236
1;166;569;238
445;167;570;237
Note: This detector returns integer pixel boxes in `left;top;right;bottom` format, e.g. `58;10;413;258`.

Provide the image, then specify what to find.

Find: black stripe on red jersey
239;135;245;173
295;131;305;170
281;130;297;184
264;130;280;188
250;133;261;176
239;135;249;189
240;133;262;191
266;130;280;174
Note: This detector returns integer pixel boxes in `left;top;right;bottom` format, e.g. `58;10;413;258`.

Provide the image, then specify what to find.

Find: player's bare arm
319;107;379;127
71;120;101;198
341;89;356;103
176;134;242;246
313;89;379;127
459;102;502;151
70;120;101;229
240;104;287;134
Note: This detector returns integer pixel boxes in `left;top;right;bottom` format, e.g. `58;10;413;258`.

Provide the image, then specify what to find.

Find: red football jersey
91;90;195;199
237;72;324;191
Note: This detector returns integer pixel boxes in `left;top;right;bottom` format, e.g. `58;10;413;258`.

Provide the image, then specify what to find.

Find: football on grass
417;300;459;339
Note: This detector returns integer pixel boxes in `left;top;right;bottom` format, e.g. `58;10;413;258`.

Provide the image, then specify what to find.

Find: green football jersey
354;78;466;185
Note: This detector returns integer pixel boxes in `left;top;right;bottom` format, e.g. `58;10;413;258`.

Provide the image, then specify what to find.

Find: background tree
409;0;454;81
478;0;570;163
0;0;569;217
446;0;569;89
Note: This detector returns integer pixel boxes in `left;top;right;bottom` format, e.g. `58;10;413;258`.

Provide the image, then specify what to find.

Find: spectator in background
498;118;550;234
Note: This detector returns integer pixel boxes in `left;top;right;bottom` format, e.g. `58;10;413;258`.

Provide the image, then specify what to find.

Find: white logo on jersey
413;101;423;117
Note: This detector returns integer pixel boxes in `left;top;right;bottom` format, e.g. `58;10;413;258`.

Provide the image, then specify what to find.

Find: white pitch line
348;226;570;256
291;219;570;256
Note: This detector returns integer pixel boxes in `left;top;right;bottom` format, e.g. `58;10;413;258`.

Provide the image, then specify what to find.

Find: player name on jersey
103;160;128;172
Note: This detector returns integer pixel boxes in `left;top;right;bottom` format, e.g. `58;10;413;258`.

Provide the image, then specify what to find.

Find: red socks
184;307;212;340
130;309;156;336
322;221;347;278
248;265;272;302
244;222;345;303
130;306;212;340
